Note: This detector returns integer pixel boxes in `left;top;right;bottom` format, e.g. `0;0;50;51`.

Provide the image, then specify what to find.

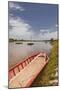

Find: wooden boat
9;52;49;88
27;43;34;45
16;42;23;44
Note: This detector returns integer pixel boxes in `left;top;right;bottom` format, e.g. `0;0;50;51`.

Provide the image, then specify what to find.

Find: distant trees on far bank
9;38;58;42
9;38;24;42
50;38;54;43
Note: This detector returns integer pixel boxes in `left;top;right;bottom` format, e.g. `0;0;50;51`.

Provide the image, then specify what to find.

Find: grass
31;40;58;87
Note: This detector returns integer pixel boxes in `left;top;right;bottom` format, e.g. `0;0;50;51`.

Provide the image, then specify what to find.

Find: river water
9;41;52;68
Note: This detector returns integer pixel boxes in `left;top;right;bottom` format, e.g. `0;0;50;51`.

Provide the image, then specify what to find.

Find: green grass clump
31;40;58;87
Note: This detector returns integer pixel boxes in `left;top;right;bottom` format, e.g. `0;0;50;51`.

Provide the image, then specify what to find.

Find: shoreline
31;40;58;87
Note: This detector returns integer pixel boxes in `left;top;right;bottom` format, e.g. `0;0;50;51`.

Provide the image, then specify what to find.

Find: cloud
9;2;25;11
37;25;58;40
8;2;58;40
40;29;49;33
9;16;58;40
55;24;58;28
9;16;33;39
37;29;58;40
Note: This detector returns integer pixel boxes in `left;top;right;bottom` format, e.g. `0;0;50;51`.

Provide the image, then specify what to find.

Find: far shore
9;38;58;43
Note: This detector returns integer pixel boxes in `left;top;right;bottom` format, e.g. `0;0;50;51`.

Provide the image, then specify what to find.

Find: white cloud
9;16;58;40
40;29;49;33
9;2;25;11
55;24;58;28
9;16;33;39
37;30;58;40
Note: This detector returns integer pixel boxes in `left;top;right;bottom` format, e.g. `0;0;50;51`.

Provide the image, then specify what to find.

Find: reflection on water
9;42;52;68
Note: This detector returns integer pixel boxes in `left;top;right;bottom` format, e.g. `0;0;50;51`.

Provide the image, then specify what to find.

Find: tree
50;38;54;43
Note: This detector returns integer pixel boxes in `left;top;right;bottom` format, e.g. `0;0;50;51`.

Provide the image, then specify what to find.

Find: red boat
9;52;49;88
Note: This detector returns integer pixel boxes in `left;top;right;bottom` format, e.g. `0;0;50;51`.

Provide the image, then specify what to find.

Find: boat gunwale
9;52;39;71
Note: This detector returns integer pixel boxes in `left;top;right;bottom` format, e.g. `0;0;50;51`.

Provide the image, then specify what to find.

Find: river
9;41;52;68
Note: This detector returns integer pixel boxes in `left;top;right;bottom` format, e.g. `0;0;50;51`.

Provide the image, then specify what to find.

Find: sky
8;1;58;40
